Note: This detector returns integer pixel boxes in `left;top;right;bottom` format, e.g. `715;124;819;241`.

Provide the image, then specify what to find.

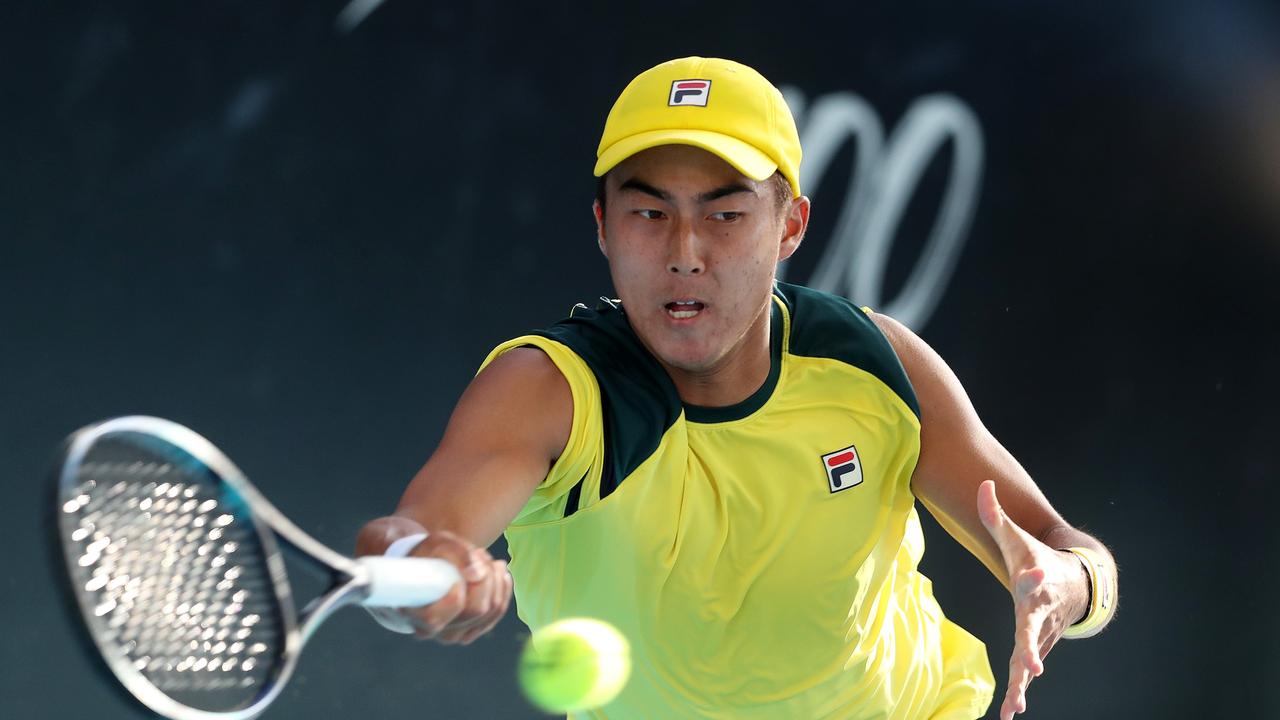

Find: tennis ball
517;617;631;714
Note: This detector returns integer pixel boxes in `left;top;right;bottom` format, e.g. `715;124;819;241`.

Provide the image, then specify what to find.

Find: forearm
354;455;542;557
366;346;571;550
393;450;543;547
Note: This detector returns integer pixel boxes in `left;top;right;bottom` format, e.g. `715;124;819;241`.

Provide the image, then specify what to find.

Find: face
594;145;809;376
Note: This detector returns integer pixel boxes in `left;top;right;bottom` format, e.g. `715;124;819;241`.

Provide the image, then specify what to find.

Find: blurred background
3;1;1279;717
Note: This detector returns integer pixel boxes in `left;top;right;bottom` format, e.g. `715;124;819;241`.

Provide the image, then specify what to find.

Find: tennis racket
53;415;461;720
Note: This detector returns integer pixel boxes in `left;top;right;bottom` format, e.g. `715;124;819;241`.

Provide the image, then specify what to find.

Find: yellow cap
594;57;802;197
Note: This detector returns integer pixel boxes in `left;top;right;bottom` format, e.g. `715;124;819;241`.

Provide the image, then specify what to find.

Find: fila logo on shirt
821;445;864;493
669;79;711;106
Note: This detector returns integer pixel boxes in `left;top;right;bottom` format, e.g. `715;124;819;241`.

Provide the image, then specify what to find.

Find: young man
356;57;1117;719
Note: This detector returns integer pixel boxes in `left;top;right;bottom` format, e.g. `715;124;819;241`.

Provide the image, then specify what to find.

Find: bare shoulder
394;346;575;546
453;346;573;457
866;311;936;376
864;311;981;434
475;346;567;391
867;311;910;343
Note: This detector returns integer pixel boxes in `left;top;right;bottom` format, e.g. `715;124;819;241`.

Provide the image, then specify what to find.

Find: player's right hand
356;516;513;645
403;528;512;644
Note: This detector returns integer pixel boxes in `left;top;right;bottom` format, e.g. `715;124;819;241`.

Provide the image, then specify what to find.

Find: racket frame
56;416;377;720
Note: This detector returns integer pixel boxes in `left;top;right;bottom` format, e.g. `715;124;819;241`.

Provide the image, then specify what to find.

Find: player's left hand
977;480;1088;720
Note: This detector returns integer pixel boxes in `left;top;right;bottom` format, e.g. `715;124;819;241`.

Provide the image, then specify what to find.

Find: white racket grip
359;555;463;607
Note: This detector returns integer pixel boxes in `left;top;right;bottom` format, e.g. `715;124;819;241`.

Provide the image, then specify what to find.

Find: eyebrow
616;178;758;204
697;182;756;203
618;178;671;202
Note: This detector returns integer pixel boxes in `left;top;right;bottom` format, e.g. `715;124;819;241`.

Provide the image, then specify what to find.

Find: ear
777;195;810;263
593;199;608;257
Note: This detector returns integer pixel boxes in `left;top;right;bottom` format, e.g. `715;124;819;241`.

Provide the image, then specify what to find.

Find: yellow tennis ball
517;617;631;714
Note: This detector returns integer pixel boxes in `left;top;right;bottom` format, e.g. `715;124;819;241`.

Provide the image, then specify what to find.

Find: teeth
666;300;701;319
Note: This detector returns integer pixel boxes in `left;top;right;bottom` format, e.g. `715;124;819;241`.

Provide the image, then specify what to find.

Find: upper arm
394;346;573;548
870;312;1071;584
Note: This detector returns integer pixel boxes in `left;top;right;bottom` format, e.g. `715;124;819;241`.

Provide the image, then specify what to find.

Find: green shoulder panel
774;282;921;419
533;299;683;514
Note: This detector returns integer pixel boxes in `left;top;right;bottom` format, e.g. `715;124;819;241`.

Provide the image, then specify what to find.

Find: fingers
1039;632;1060;662
1001;633;1039;719
978;480;1042;574
1014;570;1049;678
408;579;466;640
977;479;1003;532
1000;667;1029;720
431;558;511;645
416;530;486;582
1002;572;1050;719
978;480;1021;552
978;480;1018;566
456;559;512;645
1015;599;1047;677
982;479;1081;719
432;551;500;645
401;531;512;644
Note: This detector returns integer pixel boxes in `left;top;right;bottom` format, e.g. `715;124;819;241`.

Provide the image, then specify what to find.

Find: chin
649;338;722;374
629;311;732;374
658;355;714;374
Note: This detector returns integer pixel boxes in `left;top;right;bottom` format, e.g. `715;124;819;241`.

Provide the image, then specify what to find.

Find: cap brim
594;129;778;182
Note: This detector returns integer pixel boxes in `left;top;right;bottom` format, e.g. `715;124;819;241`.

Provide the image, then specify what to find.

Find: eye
710;211;742;222
636;209;666;220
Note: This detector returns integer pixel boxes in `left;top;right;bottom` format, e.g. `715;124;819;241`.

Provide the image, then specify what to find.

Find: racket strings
62;450;285;709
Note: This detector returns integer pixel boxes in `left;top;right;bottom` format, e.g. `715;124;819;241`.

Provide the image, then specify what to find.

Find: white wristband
385;532;429;557
365;532;429;634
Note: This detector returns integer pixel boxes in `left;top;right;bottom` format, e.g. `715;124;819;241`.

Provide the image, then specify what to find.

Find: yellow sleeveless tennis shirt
482;282;994;719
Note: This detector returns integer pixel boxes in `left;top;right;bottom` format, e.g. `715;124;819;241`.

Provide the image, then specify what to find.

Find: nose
667;221;704;276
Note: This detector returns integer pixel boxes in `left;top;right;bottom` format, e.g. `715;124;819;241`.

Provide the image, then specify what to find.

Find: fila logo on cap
821;445;864;493
669;79;711;107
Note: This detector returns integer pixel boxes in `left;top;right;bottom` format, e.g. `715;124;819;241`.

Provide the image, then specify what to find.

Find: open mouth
664;300;705;319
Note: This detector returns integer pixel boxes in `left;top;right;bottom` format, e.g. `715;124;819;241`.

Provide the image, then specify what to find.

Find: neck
662;301;774;409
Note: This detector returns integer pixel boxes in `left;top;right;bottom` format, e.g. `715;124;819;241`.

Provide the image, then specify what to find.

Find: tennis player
356;57;1117;719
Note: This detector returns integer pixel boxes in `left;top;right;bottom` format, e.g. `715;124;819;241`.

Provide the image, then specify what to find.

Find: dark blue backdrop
4;1;1279;717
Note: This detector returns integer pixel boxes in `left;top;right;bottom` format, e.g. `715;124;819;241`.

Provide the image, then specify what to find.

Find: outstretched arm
871;312;1117;720
355;346;573;645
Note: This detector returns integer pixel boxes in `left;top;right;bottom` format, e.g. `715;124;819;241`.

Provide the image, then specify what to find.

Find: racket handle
357;556;463;606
